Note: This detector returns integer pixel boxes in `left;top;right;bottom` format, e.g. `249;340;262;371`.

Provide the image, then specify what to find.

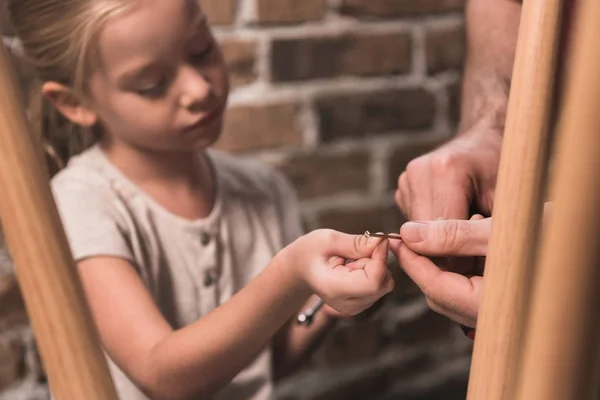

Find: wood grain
466;1;564;399
0;39;118;398
515;0;600;397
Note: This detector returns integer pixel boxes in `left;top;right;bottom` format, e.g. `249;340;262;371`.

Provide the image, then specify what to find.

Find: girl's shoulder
50;146;120;205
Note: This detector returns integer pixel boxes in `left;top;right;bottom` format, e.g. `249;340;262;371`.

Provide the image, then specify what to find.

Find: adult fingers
404;155;471;221
399;217;491;257
393;243;482;326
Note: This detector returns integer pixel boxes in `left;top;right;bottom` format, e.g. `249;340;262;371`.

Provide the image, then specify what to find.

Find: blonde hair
8;0;133;176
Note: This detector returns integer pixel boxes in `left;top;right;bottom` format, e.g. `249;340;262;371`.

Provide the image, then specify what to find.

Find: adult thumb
399;217;491;256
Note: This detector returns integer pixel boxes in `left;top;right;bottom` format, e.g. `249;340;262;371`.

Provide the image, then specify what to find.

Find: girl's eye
137;77;168;98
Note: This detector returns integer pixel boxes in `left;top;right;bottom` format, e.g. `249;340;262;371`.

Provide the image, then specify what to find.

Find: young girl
7;0;395;399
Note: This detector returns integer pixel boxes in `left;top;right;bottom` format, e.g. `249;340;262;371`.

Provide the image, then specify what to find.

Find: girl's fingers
324;230;384;261
371;238;389;263
326;257;393;299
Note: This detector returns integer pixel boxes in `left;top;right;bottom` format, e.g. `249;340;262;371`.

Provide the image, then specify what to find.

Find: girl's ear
41;81;98;127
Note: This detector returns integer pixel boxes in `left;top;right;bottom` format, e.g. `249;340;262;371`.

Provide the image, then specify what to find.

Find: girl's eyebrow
117;63;157;86
116;12;207;85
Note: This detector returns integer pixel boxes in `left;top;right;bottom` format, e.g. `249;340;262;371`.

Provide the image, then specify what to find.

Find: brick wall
0;0;471;399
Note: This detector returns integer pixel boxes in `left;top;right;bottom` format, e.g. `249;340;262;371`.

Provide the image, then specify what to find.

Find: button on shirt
50;145;303;400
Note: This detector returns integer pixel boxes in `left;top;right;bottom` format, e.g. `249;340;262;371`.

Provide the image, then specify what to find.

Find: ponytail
7;0;130;178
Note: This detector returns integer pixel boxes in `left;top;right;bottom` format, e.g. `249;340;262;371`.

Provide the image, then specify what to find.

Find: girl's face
86;0;229;152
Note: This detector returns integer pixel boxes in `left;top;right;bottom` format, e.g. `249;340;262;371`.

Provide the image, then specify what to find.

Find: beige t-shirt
50;145;303;400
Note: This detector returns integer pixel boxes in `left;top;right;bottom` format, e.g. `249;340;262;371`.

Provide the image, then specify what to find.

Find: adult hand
395;129;502;221
394;128;502;300
393;204;551;327
391;215;490;328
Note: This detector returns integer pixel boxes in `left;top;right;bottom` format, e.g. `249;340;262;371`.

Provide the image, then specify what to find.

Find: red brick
426;24;466;75
0;337;26;390
1;0;13;36
198;0;237;25
387;137;448;190
316;89;436;142
340;0;465;19
274;150;370;200
0;275;28;333
254;0;327;25
216;102;303;153
219;38;258;88
271;32;412;82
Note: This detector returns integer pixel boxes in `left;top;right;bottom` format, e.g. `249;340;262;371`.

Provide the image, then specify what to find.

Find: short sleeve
269;170;304;246
51;175;134;264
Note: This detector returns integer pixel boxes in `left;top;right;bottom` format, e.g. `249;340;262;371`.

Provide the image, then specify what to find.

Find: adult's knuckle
397;171;406;188
430;152;463;175
394;189;403;208
405;156;429;177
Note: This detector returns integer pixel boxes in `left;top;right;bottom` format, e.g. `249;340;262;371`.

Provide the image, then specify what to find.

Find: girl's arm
78;230;392;400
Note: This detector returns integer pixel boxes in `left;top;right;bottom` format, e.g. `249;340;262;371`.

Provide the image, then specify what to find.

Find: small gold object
363;231;402;240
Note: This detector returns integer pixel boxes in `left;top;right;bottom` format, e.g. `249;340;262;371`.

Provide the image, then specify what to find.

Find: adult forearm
458;0;522;134
144;257;311;400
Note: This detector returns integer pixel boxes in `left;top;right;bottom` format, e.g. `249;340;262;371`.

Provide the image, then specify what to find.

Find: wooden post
514;0;600;397
0;40;118;398
466;1;564;399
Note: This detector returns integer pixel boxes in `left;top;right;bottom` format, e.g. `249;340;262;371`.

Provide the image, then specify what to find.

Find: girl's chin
186;125;222;149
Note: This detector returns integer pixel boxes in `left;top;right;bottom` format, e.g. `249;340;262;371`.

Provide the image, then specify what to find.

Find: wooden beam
0;40;118;399
515;0;600;397
467;1;564;399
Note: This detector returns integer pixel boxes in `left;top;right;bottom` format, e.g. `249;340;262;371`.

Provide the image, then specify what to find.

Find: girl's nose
178;66;213;111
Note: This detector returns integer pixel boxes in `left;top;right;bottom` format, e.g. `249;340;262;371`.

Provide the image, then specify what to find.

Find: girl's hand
280;229;395;316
